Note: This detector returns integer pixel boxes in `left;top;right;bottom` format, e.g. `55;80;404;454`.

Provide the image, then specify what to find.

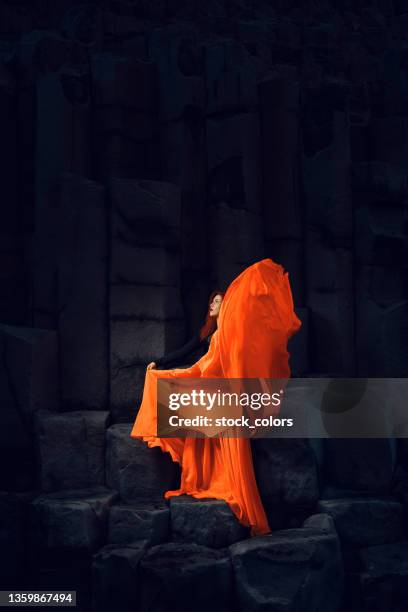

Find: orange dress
130;258;302;536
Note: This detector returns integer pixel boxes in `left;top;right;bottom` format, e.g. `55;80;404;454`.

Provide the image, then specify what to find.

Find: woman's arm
114;333;204;376
155;334;203;368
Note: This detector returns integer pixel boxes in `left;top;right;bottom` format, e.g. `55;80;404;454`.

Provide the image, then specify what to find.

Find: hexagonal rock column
354;201;408;377
57;173;108;412
251;438;319;530
139;542;233;612
34;42;91;200
351;123;408;378
302;512;338;535
0;234;27;327
0;62;18;240
107;502;170;547
31;172;108;412
230;526;343;612
169;496;249;548
205;109;265;288
208;199;266;289
34;410;109;492
0;324;58;414
33;59;93;332
259;69;304;308
106;424;180;503
92;540;149;612
357;540;408;611
205;40;258;115
0;490;36;588
203;41;265;289
323;438;394;493
28;486;118;555
317;498;404;550
302;90;355;375
207;113;262;215
0;324;58;490
109;178;185;421
91;53;158;180
149;25;205;123
33;43;91;174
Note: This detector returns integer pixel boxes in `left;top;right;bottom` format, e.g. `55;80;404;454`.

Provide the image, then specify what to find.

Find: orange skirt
130;258;302;537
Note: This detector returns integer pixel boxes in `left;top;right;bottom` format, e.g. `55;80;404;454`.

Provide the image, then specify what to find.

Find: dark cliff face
0;4;408;610
1;0;407;384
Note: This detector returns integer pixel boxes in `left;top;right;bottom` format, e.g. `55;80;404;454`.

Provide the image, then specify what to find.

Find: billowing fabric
130;258;302;536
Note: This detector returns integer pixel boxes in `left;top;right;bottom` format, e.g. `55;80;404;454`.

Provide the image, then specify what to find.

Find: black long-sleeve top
154;332;212;369
114;332;213;377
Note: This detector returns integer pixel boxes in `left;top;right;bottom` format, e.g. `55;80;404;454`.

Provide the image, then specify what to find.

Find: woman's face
209;294;223;317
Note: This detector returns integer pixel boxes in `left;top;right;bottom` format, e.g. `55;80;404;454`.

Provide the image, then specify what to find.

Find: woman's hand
146;362;156;370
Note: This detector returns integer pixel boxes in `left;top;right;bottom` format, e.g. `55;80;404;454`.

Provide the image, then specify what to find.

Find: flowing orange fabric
130;258;302;536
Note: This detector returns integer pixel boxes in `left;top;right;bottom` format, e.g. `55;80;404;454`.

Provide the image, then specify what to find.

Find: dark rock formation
230;525;344;612
28;486;118;553
1;1;408;609
105;423;180;502
92;540;149;612
252;438;320;529
139;542;233;612
357;540;408;611
317;497;404;549
169;495;249;547
34;409;109;491
107;502;170;547
0;324;58;490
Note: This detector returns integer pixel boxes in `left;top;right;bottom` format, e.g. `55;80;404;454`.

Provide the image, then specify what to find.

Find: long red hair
199;289;225;340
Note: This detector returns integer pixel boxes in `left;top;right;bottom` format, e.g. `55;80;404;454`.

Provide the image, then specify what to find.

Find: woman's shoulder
196;328;218;346
206;329;218;343
196;330;212;341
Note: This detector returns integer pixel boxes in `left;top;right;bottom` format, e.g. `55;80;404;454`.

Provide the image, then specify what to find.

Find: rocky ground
1;1;408;610
1;405;408;611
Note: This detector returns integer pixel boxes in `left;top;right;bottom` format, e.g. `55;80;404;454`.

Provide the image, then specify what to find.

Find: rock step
358;540;408;611
106;423;180;503
107;501;170;548
24;486;250;556
318;496;405;549
34;415;180;503
91;512;344;612
344;540;408;612
28;486;119;557
34;409;110;492
5;494;345;611
169;496;249;547
29;412;408;554
0;324;58;491
320;485;398;500
24;486;408;611
230;523;343;612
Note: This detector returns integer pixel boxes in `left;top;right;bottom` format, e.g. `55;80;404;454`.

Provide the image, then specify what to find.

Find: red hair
199;289;225;340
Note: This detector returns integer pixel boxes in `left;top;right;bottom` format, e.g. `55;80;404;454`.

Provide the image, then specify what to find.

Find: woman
130;258;302;537
147;290;225;370
114;291;225;377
